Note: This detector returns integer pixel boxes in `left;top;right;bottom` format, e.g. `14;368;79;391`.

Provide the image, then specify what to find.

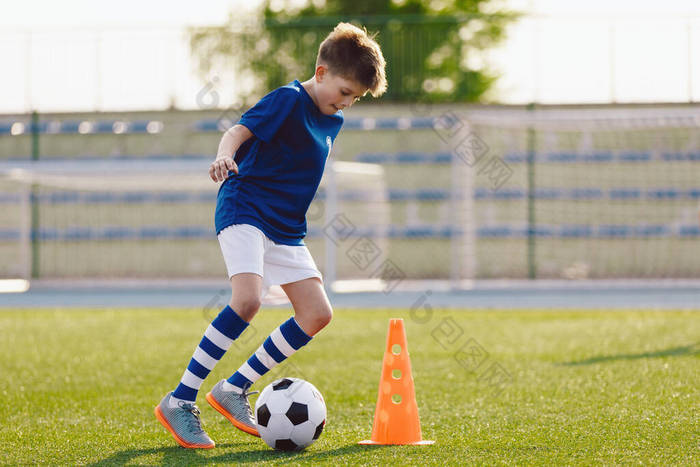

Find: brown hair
317;22;387;98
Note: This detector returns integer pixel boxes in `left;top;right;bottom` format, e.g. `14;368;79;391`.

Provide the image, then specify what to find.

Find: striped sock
224;317;312;392
170;305;248;406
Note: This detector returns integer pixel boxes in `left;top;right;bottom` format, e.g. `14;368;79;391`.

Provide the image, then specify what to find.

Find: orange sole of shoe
154;405;215;449
205;392;260;437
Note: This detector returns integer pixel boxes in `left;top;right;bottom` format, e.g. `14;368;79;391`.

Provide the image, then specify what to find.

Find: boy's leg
280;277;333;337
155;273;262;448
207;277;332;436
171;273;262;404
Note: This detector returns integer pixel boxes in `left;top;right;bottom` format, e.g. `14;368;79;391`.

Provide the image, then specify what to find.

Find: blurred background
1;0;699;304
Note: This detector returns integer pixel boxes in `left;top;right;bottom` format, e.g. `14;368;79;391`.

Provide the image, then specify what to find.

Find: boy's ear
315;64;328;82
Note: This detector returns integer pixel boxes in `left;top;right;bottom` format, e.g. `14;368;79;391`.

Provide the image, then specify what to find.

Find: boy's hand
209;156;238;182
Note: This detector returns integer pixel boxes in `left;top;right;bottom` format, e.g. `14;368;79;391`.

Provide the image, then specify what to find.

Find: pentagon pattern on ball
286;402;309;425
313;420;325;440
272;378;294;391
257;403;271;427
275;439;299;451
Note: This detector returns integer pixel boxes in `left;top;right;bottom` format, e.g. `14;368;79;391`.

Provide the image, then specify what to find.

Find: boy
154;22;387;449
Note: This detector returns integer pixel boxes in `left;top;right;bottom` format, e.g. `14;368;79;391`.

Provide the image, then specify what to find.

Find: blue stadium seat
356;153;391;163
529;226;555;237
85;193;115;203
194;119;224;132
0;194;21;203
129;120;151;133
64;227;93;240
478;226;513;238
375;118;399;129
647;189;679;199
582;152;614;162
662;152;686;161
0;122;15;135
44;192;81;203
31;121;49;134
59;121;82;133
474;188;524;200
619;152;651;161
409;117;435;129
560;225;594;238
37;228;59;240
139;227;170;238
102;227;134;239
95;120;117;134
534;188;562;200
546;153;578;162
172;226;212;238
503;153;526;163
434;152;452;163
387;189;411;201
341;119;362;130
679;225;700;237
635;225;670;236
395;152;426;163
609;189;641;199
356;152;452;164
156;193;190;203
0;229;20;240
570;188;604;200
598;225;631;237
414;189;449;201
121;193;150;203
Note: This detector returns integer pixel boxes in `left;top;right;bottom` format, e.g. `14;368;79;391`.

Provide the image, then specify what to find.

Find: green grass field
1;307;698;465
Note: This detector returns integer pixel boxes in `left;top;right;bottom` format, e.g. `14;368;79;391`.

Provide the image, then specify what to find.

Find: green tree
190;0;520;104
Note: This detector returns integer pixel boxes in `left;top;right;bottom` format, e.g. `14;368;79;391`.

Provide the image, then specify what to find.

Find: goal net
0;159;390;287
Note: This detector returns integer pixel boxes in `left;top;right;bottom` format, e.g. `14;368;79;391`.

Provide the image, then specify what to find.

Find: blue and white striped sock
223;317;312;393
170;305;248;407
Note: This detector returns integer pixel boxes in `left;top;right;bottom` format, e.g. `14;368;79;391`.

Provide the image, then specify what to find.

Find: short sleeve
238;86;299;143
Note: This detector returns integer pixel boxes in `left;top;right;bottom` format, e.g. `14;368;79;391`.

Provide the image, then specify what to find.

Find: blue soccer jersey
215;80;344;245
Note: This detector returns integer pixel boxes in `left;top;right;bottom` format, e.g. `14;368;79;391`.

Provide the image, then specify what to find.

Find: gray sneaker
206;380;260;437
154;392;215;449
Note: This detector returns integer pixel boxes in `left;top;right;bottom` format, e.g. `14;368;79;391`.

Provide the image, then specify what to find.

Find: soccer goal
0;158;392;291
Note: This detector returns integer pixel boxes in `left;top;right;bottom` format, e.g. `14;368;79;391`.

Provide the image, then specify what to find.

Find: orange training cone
359;318;434;445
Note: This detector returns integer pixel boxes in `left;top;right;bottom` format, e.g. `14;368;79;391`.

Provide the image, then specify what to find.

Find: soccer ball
254;377;326;451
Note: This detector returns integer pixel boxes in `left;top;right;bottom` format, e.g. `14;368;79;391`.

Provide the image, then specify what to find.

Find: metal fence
2;14;700;114
1;104;699;283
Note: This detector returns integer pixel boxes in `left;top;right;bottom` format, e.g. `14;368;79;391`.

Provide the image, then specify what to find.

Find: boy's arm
209;124;254;182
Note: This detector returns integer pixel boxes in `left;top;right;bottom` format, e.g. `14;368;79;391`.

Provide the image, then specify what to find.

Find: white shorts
217;223;322;303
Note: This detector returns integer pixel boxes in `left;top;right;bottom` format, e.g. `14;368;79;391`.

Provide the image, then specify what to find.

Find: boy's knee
294;304;332;336
230;295;261;321
316;305;333;329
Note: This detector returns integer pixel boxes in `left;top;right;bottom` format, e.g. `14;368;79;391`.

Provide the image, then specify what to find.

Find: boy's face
314;66;368;115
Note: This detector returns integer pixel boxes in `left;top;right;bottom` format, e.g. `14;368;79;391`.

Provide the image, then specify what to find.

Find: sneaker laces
239;385;259;419
178;402;205;434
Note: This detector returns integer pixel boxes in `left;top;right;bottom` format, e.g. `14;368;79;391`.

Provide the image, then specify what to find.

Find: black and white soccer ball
254;377;326;451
